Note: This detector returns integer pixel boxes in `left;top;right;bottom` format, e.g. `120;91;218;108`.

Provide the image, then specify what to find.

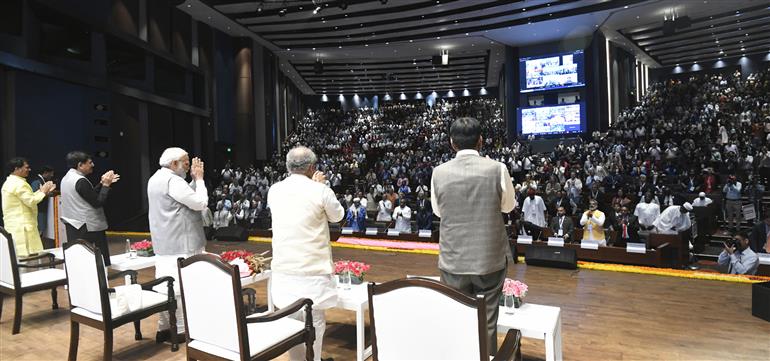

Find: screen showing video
518;103;584;136
520;50;585;93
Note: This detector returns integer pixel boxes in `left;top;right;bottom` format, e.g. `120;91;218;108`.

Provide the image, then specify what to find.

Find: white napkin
113;284;142;316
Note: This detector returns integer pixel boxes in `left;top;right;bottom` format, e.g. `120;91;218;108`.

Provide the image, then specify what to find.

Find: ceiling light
313;6;321;14
278;9;287;16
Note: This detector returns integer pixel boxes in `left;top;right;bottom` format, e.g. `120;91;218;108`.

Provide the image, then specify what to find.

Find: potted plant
502;278;528;314
334;260;371;285
131;240;154;257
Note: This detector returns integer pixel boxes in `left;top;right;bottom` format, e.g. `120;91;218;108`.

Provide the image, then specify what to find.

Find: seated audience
748;213;770;253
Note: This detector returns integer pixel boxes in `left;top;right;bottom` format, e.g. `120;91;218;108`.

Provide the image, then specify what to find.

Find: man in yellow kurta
1;158;56;257
580;199;607;246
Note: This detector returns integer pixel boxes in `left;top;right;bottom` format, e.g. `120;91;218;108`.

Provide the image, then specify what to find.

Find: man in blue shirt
346;198;366;232
718;232;759;275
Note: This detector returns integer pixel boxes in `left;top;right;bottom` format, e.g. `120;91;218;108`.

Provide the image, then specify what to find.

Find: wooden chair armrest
246;298;313;324
492;329;522;361
17;259;64;268
108;270;138;284
18;252;56;263
140;276;174;291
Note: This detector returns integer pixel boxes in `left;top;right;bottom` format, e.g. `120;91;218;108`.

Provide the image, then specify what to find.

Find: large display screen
520;50;585;93
518;103;585;136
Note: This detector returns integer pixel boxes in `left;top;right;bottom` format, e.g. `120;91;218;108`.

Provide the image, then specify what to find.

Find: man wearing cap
147;147;208;342
692;192;713;207
345;197;366;232
653;203;693;236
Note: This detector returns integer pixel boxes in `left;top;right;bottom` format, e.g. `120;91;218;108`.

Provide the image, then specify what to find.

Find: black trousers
64;222;111;266
440;266;506;356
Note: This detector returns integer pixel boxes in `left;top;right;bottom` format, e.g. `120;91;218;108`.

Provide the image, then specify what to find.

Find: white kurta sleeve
168;178;208;211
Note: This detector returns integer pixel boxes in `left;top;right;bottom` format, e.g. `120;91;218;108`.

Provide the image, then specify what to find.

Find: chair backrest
368;277;487;360
178;254;247;356
0;227;20;288
63;240;109;317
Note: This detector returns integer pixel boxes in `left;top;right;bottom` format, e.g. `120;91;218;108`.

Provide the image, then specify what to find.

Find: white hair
159;147;188;167
286;146;317;174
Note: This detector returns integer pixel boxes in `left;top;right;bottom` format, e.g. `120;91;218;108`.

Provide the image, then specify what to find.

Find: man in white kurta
392;201;412;233
634;193;660;231
269;146;344;361
653;203;693;235
521;190;547;228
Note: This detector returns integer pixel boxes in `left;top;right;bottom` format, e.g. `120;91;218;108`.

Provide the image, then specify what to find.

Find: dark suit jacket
749;222;769;253
549;215;575;239
615;214;640;243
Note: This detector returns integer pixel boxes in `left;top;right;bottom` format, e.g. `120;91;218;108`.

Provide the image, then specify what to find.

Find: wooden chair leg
12;294;22;334
133;320;142;340
51;287;59;309
169;306;179;352
68;321;80;361
103;328;113;361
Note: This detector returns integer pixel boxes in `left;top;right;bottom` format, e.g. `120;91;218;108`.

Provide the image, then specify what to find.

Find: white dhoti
153;248;204;333
271;272;338;361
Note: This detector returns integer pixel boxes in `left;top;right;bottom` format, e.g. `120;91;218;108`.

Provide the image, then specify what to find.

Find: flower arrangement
131;240;154;256
221;250;271;277
503;278;528;298
334;260;371;279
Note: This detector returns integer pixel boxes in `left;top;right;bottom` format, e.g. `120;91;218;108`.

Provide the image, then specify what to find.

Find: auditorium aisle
1;236;768;361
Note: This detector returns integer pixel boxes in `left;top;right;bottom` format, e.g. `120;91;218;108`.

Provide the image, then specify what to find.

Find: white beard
173;164;187;178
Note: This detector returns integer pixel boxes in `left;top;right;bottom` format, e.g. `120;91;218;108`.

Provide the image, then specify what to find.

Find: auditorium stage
1;237;768;361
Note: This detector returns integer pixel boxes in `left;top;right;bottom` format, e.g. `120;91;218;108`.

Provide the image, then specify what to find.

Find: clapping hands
101;171;121;187
39;181;56;194
191;157;205;180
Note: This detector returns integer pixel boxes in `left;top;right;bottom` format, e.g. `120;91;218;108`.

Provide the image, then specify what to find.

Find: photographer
717;233;759;275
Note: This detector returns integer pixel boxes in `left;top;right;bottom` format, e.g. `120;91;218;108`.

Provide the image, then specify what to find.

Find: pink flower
334;260;371;277
131;240;153;251
503;278;528;298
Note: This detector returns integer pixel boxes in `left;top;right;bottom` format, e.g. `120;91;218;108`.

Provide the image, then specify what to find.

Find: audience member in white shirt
392;200;412;233
634;193;660;231
268;146;344;361
692;192;713;207
521;188;547;228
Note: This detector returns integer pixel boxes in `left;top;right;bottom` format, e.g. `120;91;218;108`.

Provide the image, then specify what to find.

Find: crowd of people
205;68;770;273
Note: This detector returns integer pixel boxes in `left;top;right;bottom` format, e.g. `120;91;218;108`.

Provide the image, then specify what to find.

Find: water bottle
126;239;136;259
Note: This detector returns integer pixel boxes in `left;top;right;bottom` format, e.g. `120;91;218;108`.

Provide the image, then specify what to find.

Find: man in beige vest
431;117;516;355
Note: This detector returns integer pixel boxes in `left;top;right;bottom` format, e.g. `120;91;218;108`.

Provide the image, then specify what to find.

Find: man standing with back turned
431;117;517;355
269;146;344;361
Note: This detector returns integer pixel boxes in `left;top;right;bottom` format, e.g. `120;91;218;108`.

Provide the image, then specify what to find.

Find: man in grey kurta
430;117;517;355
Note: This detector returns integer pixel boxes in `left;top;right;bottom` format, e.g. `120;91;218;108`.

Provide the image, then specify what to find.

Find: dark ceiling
186;0;770;94
619;2;770;66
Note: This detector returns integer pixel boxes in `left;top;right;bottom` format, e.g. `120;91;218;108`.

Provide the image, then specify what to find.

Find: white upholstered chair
64;240;179;361
0;226;67;334
178;254;315;361
367;277;522;361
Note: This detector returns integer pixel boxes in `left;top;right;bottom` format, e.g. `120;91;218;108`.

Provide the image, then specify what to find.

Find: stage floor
1;237;768;361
